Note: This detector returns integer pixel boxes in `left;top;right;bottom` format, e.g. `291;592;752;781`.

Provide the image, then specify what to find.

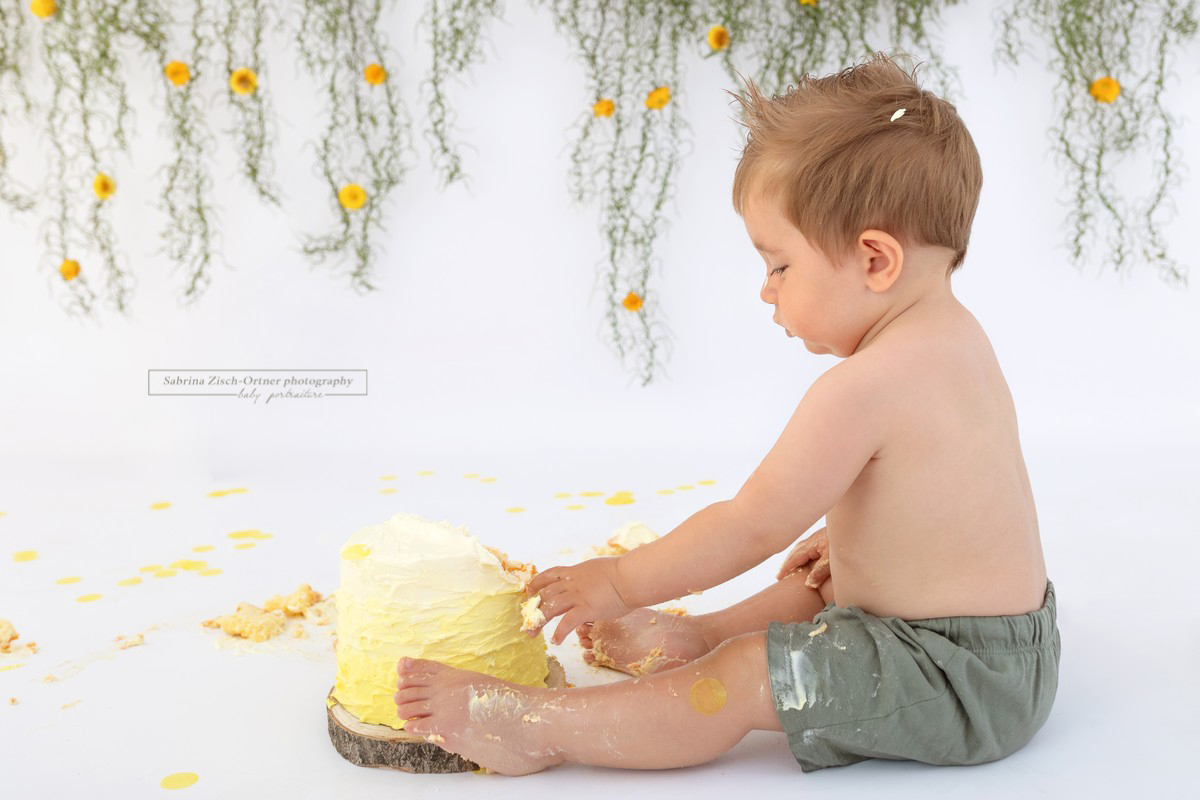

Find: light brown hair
728;50;983;274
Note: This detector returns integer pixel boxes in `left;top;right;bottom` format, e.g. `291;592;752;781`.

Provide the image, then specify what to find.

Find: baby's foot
395;657;565;776
575;608;712;676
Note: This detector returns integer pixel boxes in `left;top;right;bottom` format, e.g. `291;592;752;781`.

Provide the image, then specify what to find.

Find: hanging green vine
995;0;1197;286
0;0;36;213
293;0;412;292
420;0;503;189
218;0;282;206
7;0;1198;381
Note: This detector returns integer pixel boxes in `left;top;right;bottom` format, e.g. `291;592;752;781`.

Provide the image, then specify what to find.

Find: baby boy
394;50;1060;775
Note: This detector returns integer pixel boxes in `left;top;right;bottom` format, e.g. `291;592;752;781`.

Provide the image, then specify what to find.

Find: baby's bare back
827;303;1047;620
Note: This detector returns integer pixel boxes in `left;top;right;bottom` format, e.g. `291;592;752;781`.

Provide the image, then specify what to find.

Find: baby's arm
618;363;885;607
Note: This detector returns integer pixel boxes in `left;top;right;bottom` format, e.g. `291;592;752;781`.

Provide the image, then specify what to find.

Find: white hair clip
890;108;906;122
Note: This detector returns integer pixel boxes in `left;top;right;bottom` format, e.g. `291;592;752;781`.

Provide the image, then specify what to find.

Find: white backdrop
1;1;1198;797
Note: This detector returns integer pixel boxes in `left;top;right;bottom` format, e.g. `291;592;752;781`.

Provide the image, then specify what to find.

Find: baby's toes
582;650;595;664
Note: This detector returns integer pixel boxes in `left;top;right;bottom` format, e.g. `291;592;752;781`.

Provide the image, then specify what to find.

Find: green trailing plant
995;0;1197;286
294;0;412;292
0;0;37;213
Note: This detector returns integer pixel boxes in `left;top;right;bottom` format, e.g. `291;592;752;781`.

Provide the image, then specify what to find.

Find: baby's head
727;50;983;357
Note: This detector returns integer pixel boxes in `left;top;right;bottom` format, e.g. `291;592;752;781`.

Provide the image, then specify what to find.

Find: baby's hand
776;525;831;588
523;557;632;646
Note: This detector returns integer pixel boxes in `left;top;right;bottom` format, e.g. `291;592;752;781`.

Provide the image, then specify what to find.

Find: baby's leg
396;630;781;775
578;565;833;675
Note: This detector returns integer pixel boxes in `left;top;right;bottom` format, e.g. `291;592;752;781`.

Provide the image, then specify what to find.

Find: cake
330;512;548;729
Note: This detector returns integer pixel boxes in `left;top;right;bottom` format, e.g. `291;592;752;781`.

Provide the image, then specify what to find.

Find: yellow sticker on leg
689;677;727;715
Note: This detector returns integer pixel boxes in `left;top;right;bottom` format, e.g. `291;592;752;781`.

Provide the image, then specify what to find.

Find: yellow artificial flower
30;0;55;18
93;173;115;199
1088;75;1120;103
164;61;190;87
645;86;670;110
59;259;80;281
707;25;729;51
338;183;366;211
593;98;615;117
229;67;257;95
798;0;819;6
622;291;643;312
364;64;387;85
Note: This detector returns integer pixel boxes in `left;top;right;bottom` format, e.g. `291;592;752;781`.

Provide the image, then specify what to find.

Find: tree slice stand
327;654;566;773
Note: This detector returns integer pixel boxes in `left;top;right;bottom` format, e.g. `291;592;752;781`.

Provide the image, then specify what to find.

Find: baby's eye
770;266;787;276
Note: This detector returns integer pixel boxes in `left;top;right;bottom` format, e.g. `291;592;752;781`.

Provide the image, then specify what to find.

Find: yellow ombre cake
330;512;548;729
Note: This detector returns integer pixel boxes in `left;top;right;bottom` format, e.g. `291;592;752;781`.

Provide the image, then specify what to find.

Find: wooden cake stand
327;654;567;773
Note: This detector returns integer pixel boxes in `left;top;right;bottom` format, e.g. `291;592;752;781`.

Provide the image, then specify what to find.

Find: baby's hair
728;49;983;275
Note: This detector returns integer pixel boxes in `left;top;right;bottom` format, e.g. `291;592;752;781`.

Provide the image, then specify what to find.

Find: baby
395;49;1059;775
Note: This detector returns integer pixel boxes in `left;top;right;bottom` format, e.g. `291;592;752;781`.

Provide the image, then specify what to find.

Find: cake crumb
42;674;58;684
0;619;18;652
659;606;688;616
202;603;286;642
115;633;145;649
61;700;81;710
808;622;828;637
519;595;545;634
264;584;322;616
425;733;445;744
26;641;38;654
8;697;16;705
291;624;308;639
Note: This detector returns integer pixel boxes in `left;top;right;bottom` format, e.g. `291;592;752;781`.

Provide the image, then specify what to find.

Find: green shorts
766;580;1060;772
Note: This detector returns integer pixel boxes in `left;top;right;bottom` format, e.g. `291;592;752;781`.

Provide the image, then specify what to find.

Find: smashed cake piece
484;545;538;587
519;594;546;634
592;521;660;556
0;619;18;652
202;603;286;642
659;606;688;616
263;584;322;616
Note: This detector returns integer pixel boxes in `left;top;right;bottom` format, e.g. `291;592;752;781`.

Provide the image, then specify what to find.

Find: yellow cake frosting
330;512;548;728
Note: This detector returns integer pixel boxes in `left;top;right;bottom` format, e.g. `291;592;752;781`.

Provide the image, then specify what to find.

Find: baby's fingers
804;554;831;588
551;606;589;647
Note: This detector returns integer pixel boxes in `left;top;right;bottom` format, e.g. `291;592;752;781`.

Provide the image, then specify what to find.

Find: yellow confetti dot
192;545;214;553
604;494;635;506
13;550;37;562
234;543;256;550
697;480;716;486
578;491;603;498
170;560;206;571
208;488;248;497
197;569;222;577
153;570;178;578
117;577;142;587
55;576;81;585
342;543;371;561
378;488;397;495
479;477;497;483
227;529;270;540
139;565;163;573
160;772;199;790
0;664;25;672
463;473;480;479
505;507;526;513
379;475;396;481
553;492;572;498
76;594;102;603
656;489;675;495
564;504;585;511
689;677;727;714
150;502;171;510
416;470;435;476
677;485;694;490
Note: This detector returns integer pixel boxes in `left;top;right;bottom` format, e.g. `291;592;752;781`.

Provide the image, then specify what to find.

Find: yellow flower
707;25;729;51
364;64;386;85
30;0;55;18
798;0;819;5
338;183;366;211
229;67;257;95
93;173;115;199
1088;75;1120;103
59;259;80;281
645;86;670;110
622;291;643;312
593;98;615;117
164;61;190;87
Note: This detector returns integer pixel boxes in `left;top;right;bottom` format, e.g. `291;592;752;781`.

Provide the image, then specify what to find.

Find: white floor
1;441;1195;797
